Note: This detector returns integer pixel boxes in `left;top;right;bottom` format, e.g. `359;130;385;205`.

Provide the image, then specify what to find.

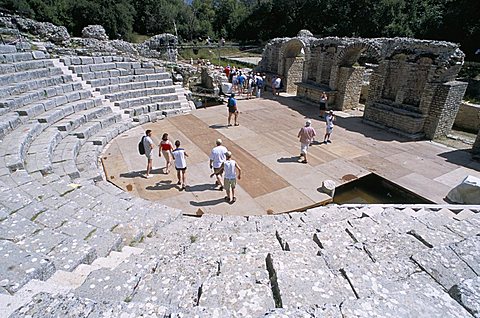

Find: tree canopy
1;0;478;59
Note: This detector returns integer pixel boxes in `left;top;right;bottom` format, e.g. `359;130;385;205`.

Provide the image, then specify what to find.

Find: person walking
221;151;242;204
143;129;155;178
319;92;328;118
172;140;189;190
227;93;239;126
273;76;282;96
324;110;335;144
209;139;228;190
158;133;174;174
297;119;316;164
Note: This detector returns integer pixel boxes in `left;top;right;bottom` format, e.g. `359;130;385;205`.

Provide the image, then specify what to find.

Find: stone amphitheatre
0;14;479;317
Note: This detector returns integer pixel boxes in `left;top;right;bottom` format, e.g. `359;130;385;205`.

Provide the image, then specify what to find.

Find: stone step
54;105;111;132
60;55;134;66
0;44;16;54
0;66;62;87
105;85;177;102
0;59;54;75
87;72;170;87
0;74;72;100
96;78;173;95
1;121;46;171
0;50;48;64
115;92;179;109
125;99;183;117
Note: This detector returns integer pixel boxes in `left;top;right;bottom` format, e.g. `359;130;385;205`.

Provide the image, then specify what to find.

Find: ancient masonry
0;35;479;316
258;31;468;141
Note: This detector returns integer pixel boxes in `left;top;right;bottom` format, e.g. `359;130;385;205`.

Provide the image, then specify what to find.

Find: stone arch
336;42;382;67
332;42;382;110
278;39;308;95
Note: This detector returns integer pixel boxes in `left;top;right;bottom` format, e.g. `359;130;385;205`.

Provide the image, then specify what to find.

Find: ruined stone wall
258;35;466;140
454;102;480;133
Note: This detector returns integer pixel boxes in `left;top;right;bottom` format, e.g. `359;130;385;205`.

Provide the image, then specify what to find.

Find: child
221;151;242;204
172;140;189;190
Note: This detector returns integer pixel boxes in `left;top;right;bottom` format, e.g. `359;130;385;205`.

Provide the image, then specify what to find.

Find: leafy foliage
0;0;478;59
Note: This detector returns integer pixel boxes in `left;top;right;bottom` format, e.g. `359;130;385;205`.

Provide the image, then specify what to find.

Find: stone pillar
334;66;364;110
473;131;480;158
285;56;304;95
423;80;468;139
316;52;325;85
365;63;386;106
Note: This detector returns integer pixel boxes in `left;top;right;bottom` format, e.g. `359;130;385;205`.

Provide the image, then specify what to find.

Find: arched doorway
334;43;381;110
279;39;307;95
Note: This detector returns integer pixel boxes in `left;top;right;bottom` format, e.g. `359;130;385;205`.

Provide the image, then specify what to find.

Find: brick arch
336;42;382;67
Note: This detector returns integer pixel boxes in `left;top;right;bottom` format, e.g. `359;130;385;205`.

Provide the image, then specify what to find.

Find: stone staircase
0;44;479;317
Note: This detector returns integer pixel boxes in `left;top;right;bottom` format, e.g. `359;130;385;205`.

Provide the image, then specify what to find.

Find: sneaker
177;181;181;185
301;160;308;164
219;186;224;191
146;174;153;178
327;140;332;143
323;141;328;144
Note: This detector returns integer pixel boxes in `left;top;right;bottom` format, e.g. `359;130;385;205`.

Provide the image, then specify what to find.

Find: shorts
145;152;153;160
228;106;238;113
213;167;224;175
175;167;187;171
300;143;309;155
319;102;326;110
326;126;333;134
224;178;236;190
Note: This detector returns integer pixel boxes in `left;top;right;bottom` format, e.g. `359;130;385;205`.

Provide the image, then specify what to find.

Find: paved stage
101;92;480;216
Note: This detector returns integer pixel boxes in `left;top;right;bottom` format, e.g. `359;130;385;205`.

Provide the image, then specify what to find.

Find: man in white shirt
143;130;155;178
221;151;242;204
209;139;228;190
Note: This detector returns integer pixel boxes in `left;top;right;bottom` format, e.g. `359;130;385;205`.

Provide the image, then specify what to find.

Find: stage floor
102;93;480;216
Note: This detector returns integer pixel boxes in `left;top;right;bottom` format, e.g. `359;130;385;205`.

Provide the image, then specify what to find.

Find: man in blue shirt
227;93;239;126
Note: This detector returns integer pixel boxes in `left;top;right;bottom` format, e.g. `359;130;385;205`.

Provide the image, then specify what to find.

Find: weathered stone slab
451;235;480;275
264;305;342;317
9;292;96;317
449;276;480;317
412;244;477;290
131;255;218;309
340;272;472;317
199;254;274;315
0;213;43;242
84;228;123;258
268;252;353;308
0;240;55;293
75;253;159;302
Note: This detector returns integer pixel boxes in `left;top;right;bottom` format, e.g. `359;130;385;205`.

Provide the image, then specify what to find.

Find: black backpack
138;136;145;155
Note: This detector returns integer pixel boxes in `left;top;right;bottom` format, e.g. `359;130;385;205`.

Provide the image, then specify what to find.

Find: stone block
412;244;477;290
0;240;55;293
449;276;480;318
446;175;480;204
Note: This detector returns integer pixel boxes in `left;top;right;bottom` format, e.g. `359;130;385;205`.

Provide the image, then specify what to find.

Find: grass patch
84;228;97;241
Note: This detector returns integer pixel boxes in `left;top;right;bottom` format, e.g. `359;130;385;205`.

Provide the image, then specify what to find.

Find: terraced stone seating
0;44;479;317
61;56;190;120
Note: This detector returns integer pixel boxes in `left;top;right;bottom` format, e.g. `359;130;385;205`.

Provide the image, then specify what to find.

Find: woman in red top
159;133;174;174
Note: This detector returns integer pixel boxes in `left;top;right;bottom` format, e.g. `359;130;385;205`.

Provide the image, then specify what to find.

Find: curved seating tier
0;44;478;317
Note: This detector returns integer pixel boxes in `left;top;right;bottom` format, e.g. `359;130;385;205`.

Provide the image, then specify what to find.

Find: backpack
138;136;145;155
256;77;263;88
